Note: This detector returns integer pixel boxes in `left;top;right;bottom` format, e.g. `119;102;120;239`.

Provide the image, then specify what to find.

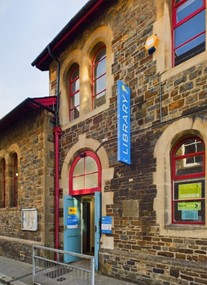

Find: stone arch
60;49;82;125
154;117;207;238
83;25;114;106
7;144;21;208
60;133;114;215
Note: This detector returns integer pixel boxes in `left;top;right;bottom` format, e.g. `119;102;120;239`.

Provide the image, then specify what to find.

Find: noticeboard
21;208;38;231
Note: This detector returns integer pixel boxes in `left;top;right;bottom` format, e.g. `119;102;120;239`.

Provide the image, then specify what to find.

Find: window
0;158;6;208
69;151;101;195
92;45;106;109
69;64;80;120
171;137;205;224
172;0;206;66
9;153;18;207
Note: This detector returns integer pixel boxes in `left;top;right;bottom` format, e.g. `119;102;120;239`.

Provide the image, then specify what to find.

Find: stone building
0;97;56;262
35;0;207;284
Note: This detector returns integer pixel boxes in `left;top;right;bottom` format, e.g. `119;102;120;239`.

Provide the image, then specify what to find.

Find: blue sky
0;0;88;119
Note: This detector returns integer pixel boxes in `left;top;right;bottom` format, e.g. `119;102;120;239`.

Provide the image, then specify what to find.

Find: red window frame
69;64;80;120
92;45;106;109
172;0;206;66
69;151;101;196
10;153;18;208
0;158;6;208
171;136;205;225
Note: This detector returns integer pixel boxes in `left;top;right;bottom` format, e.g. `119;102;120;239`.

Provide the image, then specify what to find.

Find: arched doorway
64;150;101;270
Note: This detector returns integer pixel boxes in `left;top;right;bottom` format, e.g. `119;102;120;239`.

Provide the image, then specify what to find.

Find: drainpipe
47;45;62;251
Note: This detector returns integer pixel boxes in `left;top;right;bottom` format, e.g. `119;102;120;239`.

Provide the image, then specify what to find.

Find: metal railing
33;245;95;285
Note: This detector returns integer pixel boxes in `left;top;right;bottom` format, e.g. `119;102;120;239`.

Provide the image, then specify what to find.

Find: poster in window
178;183;201;200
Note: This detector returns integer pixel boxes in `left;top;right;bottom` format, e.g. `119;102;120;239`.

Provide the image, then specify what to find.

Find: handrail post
91;256;95;285
32;245;36;283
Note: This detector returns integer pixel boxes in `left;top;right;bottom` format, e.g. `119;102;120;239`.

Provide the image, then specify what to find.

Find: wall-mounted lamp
144;34;159;55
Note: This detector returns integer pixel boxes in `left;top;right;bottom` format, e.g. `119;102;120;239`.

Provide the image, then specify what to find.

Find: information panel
21;208;38;231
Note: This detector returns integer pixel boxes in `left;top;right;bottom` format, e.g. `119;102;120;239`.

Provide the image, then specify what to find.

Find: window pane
85;173;98;188
175;34;205;64
175;156;204;176
70;107;80;120
71;92;80;108
94;92;106;108
73;159;84;176
95;57;106;78
95;75;106;94
71;68;79;81
71;79;79;93
174;181;204;200
176;0;203;23
73;176;84;190
173;200;205;222
85;156;97;174
0;159;5;208
95;48;106;64
175;11;205;48
175;138;204;156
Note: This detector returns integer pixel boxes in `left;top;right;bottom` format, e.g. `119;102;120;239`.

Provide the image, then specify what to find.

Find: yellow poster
178;183;201;200
68;207;77;215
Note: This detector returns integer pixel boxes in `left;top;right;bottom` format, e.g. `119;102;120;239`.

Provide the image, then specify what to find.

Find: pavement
0;256;136;285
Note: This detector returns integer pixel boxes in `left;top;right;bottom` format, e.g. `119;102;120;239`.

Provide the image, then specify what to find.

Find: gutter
47;45;62;252
31;0;112;71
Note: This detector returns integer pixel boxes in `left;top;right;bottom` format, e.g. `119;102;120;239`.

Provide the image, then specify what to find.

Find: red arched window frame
172;0;206;66
69;64;80;120
69;151;102;196
0;158;6;208
92;45;106;109
10;153;18;208
171;136;205;225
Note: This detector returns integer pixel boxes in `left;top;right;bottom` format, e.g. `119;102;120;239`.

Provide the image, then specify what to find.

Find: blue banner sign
117;80;131;164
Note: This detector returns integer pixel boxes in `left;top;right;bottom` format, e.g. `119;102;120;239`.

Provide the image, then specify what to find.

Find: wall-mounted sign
117;80;131;164
101;216;112;234
21;208;38;231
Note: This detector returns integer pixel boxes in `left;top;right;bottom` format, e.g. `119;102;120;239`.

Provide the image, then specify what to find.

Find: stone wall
49;0;207;283
0;108;55;262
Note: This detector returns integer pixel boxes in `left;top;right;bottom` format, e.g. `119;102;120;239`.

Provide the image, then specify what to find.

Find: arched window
9;153;18;207
92;45;106;109
171;136;205;224
0;158;6;208
172;0;206;66
69;151;101;195
69;64;80;120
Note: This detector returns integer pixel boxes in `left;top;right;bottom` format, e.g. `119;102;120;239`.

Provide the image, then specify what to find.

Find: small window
69;151;101;195
9;153;18;207
69;64;80;120
172;0;206;66
92;45;106;109
0;158;6;208
171;137;205;224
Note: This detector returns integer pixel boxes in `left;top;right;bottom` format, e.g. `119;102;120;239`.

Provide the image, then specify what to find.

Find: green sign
178;202;201;211
178;183;201;200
